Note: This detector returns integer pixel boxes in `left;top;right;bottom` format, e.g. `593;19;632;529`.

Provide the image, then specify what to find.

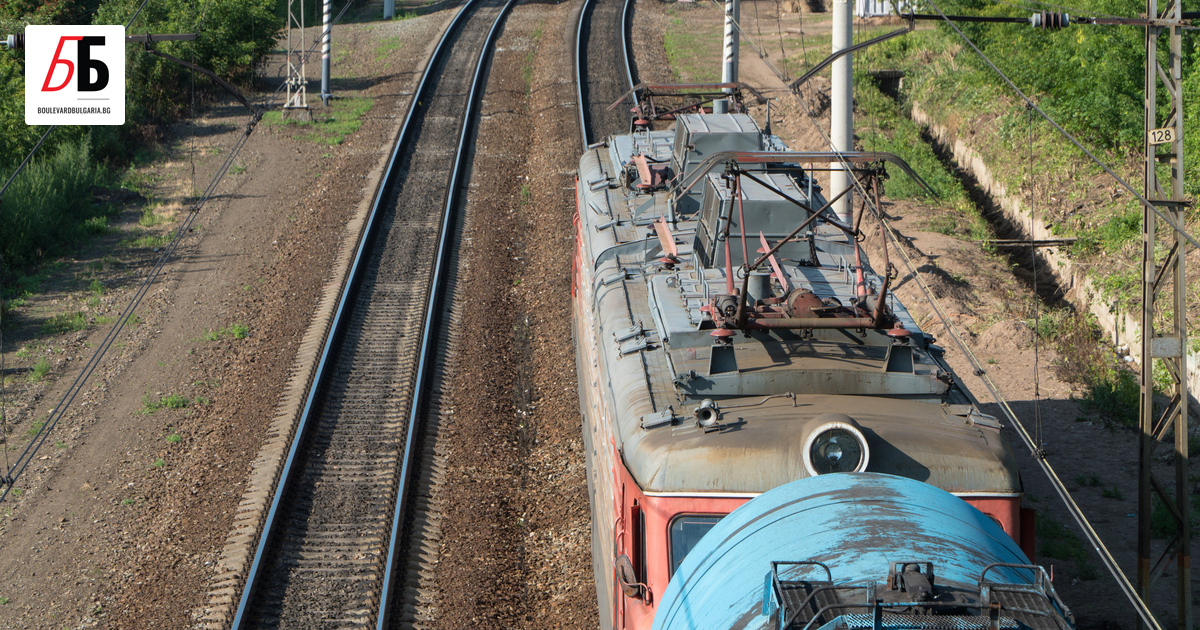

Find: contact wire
725;4;1162;627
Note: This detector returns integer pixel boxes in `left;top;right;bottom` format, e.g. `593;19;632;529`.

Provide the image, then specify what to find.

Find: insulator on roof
3;34;24;49
1029;11;1070;29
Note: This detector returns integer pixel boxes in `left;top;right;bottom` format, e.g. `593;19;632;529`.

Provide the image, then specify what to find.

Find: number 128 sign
25;25;125;125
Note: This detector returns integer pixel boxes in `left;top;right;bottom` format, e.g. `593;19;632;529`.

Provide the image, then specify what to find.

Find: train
571;87;1070;630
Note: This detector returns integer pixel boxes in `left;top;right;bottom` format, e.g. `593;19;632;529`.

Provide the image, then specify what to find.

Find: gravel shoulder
0;5;450;628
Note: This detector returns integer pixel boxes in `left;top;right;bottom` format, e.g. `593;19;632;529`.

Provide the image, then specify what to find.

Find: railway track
228;0;515;627
575;0;635;147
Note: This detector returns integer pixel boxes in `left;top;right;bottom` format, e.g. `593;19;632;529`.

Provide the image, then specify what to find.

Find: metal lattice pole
284;0;308;111
1137;0;1191;627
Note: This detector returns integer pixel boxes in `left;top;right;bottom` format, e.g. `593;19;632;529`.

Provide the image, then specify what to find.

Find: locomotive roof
577;120;1021;497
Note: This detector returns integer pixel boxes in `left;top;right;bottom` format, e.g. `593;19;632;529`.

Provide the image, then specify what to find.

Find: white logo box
25;25;125;125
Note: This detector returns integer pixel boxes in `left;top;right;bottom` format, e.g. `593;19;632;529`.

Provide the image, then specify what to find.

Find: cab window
668;514;723;576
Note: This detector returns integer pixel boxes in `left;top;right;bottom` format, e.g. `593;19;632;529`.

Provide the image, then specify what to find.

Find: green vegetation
40;311;88;335
856;80;992;241
138;208;172;228
261;97;374;145
1150;490;1200;539
0;141;113;269
856;7;1200;324
0;0;283;282
201;323;249;341
1101;485;1124;500
1079;368;1139;427
152;458;164;467
374;36;404;61
1075;474;1102;487
1036;512;1088;563
664;16;721;83
27;359;51;383
165;432;182;444
121;230;175;250
140;393;191;415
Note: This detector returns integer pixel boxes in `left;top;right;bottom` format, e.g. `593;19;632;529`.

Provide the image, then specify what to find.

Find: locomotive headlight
802;416;870;476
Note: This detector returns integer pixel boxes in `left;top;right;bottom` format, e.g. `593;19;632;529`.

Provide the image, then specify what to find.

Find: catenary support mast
716;0;739;114
1137;0;1191;627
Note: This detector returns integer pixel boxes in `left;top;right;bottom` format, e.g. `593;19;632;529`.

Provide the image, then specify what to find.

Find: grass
83;216;110;235
25;420;44;438
1079;368;1139;428
855;79;987;243
1074;474;1102;487
521;20;544;95
165;432;182;444
140;393;191;415
138;208;171;228
200;323;249;341
1150;491;1200;539
856;27;1190;336
663;16;721;84
152;458;164;467
8;488;22;499
121;230;174;249
261;97;374;145
27;359;51;383
1101;485;1124;500
40;311;88;335
374;36;404;60
1036;512;1088;563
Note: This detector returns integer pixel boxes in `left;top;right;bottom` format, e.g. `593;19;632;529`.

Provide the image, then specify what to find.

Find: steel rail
575;0;637;149
376;0;518;624
573;0;591;149
228;0;485;626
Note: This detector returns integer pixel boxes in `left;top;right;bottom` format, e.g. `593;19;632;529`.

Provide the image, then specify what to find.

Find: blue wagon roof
653;473;1072;630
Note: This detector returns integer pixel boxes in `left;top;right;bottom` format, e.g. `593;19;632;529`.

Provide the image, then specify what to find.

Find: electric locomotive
572;93;1036;630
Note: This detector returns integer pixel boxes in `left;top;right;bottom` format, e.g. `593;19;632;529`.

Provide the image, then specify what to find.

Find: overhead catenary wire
0;0;362;502
716;4;1168;629
0;0;156;201
0;126;255;503
986;0;1124;19
923;0;1199;251
1027;103;1043;452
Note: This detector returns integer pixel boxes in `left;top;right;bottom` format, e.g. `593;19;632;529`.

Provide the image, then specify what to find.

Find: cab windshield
669;514;723;576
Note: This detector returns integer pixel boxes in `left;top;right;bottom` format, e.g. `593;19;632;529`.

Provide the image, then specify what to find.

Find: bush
0;140;110;268
94;0;283;123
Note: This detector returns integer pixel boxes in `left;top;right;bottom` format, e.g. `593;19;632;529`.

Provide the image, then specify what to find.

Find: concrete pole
321;0;332;106
830;0;854;227
716;0;739;114
384;0;395;20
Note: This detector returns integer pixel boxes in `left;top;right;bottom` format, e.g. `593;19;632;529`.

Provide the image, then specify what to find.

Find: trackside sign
25;25;125;125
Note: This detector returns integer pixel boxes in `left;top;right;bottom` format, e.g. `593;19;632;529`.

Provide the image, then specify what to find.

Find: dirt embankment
0;6;454;627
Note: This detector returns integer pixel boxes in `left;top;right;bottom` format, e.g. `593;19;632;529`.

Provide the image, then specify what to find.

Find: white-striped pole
830;0;854;227
321;0;332;105
715;0;739;114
